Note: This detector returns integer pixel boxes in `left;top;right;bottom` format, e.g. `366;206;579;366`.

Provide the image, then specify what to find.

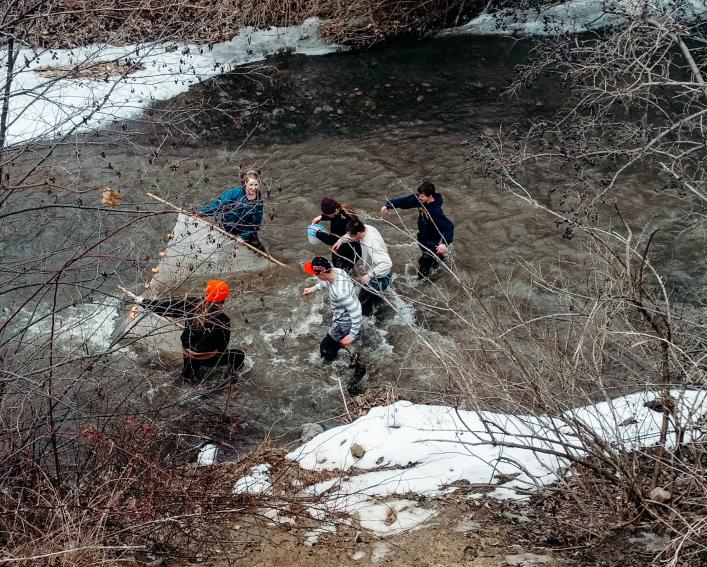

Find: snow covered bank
1;18;341;147
439;0;707;37
232;390;707;537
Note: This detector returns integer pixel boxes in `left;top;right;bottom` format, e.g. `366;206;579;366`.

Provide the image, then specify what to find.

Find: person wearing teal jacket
198;170;265;251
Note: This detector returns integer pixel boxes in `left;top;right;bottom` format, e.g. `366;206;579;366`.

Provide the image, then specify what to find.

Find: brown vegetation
9;0;483;48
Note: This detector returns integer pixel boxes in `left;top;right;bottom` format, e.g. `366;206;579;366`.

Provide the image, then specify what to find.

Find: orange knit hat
205;279;230;303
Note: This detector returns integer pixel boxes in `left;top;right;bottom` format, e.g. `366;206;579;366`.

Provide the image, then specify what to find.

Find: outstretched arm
383;194;419;212
198;187;243;216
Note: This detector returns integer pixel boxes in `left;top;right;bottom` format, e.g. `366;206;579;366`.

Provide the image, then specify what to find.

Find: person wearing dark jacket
198;170;265;251
381;181;454;278
132;279;245;381
310;196;361;272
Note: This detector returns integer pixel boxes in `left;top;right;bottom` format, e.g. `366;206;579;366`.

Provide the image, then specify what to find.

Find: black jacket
314;210;353;246
141;298;230;353
385;193;454;248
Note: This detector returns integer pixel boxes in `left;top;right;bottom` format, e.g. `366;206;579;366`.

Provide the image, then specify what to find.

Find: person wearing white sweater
333;218;393;316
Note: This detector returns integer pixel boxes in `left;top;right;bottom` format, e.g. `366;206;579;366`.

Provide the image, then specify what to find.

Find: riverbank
9;0;480;48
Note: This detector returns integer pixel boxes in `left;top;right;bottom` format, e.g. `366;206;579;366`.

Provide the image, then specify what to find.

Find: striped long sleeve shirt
311;268;362;338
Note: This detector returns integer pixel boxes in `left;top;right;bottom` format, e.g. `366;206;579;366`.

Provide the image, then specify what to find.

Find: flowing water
3;35;704;452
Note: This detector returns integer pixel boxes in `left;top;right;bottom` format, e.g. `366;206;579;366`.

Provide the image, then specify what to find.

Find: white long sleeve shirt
310;268;362;337
341;224;392;278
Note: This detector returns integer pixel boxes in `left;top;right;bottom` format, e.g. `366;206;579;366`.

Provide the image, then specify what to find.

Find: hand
380;205;389;215
436;243;448;255
359;274;371;286
332;240;342;252
128;304;140;320
303;288;314;296
311;215;322;224
340;335;354;347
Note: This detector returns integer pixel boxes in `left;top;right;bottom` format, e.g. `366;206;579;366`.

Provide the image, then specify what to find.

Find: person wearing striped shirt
303;256;363;361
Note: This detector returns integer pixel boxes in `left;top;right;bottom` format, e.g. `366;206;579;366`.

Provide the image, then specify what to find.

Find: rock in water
301;422;325;443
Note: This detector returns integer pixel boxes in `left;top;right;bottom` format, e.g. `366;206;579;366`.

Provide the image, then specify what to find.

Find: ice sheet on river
118;213;271;357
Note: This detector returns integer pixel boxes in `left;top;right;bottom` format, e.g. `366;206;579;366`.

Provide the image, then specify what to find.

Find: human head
304;256;333;280
320;196;340;217
417;181;436;204
242;170;261;201
346;218;366;240
205;279;230;303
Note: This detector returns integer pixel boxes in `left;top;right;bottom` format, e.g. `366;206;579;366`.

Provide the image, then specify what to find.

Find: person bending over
134;279;245;382
310;196;361;272
302;256;362;362
333;218;393;317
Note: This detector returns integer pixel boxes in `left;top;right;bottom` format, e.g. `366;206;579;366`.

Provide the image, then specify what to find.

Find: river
2;34;703;455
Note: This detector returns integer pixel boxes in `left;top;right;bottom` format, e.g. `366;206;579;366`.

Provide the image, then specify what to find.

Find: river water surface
4;34;703;453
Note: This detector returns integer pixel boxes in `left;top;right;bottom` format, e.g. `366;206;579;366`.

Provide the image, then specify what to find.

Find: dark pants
244;233;266;252
332;241;361;273
320;334;343;362
418;237;445;278
359;273;392;317
182;349;245;381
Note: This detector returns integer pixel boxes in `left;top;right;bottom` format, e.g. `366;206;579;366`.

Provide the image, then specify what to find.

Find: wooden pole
147;192;287;267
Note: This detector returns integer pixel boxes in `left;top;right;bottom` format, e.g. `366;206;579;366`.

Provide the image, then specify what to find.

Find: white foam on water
15;297;134;357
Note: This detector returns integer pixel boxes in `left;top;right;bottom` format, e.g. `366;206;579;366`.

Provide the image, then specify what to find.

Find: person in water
198;170;266;251
302;256;362;362
310;196;361;272
333;218;393;317
131;279;245;382
381;181;454;278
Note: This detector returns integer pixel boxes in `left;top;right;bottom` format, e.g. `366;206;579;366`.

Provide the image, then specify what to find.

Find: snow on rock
439;0;707;37
233;464;272;495
286;390;707;535
1;18;342;147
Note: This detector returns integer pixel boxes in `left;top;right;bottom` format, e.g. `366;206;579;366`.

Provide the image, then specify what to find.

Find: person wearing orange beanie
134;279;245;382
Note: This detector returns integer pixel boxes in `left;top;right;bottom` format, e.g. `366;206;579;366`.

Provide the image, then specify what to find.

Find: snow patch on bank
233;464;272;495
439;0;707;37
249;389;707;538
1;18;342;147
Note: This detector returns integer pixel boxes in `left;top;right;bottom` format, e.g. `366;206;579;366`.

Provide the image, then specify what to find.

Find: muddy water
5;35;704;450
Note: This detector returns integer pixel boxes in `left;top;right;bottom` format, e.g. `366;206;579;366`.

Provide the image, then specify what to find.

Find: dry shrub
9;0;478;48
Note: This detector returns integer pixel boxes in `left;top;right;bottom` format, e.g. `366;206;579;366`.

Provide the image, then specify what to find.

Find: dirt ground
183;487;671;567
206;494;565;567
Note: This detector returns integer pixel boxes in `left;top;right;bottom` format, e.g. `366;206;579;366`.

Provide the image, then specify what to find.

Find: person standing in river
381;181;454;278
310;196;361;272
197;170;266;251
333;218;393;316
130;279;245;382
302;256;363;360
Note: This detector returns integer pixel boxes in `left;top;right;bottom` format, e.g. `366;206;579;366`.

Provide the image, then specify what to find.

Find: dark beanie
320;196;339;214
312;256;332;272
